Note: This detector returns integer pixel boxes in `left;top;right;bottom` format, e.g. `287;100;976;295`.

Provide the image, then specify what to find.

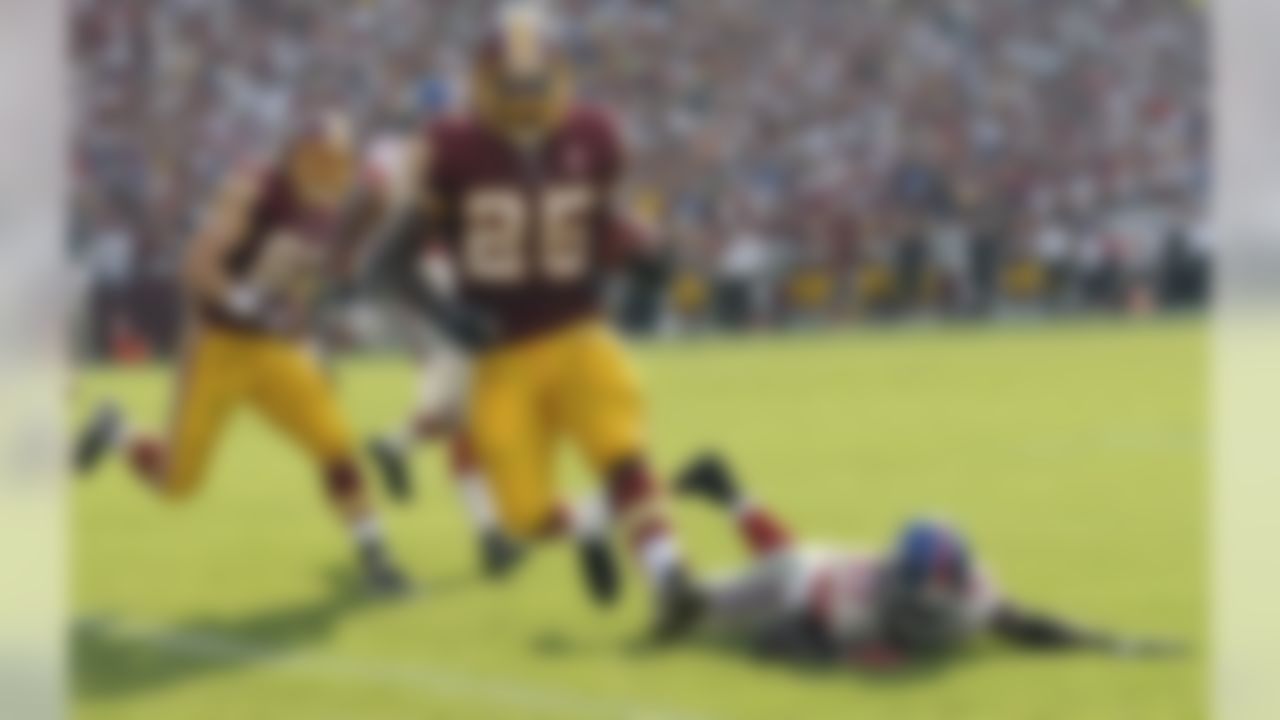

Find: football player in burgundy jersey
371;2;698;637
74;114;408;593
674;454;1183;667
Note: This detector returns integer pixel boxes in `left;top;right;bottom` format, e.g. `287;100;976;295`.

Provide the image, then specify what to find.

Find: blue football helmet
878;517;976;655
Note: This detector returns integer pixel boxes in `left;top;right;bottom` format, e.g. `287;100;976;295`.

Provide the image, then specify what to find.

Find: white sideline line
96;618;714;720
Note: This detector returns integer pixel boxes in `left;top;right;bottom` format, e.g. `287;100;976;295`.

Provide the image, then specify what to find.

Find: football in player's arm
74;114;409;594
673;453;1185;669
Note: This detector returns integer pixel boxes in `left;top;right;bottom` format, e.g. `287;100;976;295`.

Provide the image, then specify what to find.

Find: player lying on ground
368;2;694;636
674;454;1183;666
74;114;408;594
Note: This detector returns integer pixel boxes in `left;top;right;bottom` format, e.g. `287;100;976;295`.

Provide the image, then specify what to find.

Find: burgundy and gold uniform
369;1;697;630
200;168;337;333
422;105;646;537
76;115;408;594
426;105;627;341
159;166;356;498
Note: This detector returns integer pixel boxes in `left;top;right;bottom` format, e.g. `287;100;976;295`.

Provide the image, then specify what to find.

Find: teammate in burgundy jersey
75;114;408;593
674;454;1182;667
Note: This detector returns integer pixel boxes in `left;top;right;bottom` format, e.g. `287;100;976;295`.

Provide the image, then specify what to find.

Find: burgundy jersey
202;167;343;335
423;105;625;344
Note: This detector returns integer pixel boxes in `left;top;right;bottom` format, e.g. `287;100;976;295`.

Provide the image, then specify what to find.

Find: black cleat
480;530;525;579
577;535;621;606
674;452;740;507
359;546;411;596
74;403;122;475
367;436;414;503
649;568;706;643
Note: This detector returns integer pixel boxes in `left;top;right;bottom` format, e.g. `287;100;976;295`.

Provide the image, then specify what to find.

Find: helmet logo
501;2;550;76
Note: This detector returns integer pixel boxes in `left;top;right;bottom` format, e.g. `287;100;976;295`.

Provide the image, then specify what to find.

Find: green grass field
73;319;1205;720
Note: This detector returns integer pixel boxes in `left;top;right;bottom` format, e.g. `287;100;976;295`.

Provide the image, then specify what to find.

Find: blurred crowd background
73;0;1209;358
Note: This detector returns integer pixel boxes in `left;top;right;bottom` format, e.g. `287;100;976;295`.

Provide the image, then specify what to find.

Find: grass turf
73;318;1205;720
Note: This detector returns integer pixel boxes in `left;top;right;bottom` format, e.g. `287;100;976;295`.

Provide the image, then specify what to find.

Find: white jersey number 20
462;185;593;285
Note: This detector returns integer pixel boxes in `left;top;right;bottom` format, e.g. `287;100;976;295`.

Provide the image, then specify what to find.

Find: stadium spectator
73;0;1209;352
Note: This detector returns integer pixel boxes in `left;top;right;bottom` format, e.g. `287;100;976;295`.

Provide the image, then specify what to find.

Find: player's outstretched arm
990;602;1183;657
990;603;1102;649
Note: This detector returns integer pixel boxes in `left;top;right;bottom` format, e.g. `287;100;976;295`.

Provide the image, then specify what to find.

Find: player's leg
448;431;525;578
558;323;697;634
468;339;622;605
248;339;406;593
676;452;794;558
367;345;470;502
674;453;828;657
465;356;560;540
367;407;449;503
534;488;621;606
75;327;244;499
698;555;807;636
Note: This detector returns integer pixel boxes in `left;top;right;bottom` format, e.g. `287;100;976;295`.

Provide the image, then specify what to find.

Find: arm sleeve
989;602;1104;650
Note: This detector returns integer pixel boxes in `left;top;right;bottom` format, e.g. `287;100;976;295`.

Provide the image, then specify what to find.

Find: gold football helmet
285;112;357;210
470;2;573;144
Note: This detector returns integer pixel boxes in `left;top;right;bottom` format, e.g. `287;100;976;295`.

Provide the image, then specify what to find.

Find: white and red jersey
787;544;1003;647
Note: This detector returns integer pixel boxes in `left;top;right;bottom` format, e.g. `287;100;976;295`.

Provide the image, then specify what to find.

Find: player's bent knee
324;459;365;502
604;454;654;498
310;428;358;468
148;446;208;503
577;410;645;475
158;469;203;503
591;441;645;479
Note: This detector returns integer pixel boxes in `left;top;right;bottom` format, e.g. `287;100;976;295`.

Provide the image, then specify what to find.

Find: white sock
387;417;418;451
570;491;610;541
639;534;681;588
351;515;384;548
456;470;498;534
730;496;756;519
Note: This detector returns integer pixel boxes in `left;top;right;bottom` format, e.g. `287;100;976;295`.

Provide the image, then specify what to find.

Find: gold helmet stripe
499;2;550;76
